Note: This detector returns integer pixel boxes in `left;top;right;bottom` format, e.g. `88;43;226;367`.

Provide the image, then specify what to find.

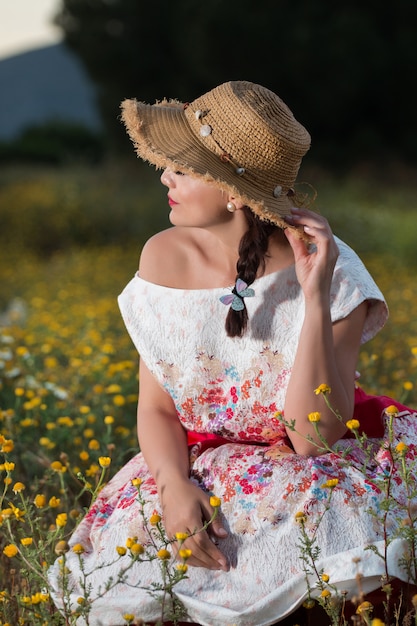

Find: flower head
176;563;188;573
307;412;321;423
314;384;331;395
3;544;18;558
55;513;67;528
295;511;307;524
396;441;408;455
34;494;46;508
346;419;360;431
12;482;25;493
54;540;69;556
72;543;85;554
179;548;192;560
321;478;339;489
357;601;373;614
130;543;144;556
149;513;161;525
50;461;66;473
98;456;111;468
20;537;33;547
385;405;399;417
210;495;221;508
157;548;171;560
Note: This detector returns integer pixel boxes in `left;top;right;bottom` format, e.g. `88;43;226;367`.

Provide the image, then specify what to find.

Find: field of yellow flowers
0;164;416;625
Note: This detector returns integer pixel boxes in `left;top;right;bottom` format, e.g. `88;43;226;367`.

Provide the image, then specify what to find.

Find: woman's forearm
284;299;357;455
137;408;190;494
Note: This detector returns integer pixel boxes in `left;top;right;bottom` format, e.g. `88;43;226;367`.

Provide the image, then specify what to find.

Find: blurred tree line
53;0;416;168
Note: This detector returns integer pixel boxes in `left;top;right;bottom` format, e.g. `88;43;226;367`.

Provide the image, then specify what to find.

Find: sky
0;0;63;60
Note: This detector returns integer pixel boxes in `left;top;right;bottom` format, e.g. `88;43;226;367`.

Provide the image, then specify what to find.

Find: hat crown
184;81;311;190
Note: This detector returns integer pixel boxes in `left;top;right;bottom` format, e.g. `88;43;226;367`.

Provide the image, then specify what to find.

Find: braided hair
225;206;278;338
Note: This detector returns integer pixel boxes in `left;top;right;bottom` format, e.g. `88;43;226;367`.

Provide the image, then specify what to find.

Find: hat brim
120;98;299;229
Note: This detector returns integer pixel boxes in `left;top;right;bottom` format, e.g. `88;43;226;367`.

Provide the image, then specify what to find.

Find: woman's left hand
284;208;339;302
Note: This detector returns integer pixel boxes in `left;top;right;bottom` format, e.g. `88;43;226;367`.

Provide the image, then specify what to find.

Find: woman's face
160;168;233;228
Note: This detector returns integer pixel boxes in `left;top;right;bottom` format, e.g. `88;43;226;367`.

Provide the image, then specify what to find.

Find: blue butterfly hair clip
220;278;255;312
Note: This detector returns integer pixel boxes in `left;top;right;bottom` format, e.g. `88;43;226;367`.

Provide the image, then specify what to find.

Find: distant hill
0;43;101;140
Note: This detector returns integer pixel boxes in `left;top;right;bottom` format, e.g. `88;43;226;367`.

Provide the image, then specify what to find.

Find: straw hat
120;80;311;228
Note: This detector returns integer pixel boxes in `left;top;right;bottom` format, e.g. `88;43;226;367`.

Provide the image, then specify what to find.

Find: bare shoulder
139;227;197;286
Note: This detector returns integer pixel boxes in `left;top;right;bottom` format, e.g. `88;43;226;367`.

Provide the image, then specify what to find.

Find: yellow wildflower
179;548;192;560
385;405;399;416
295;511;307;524
210;495;221;508
49;496;61;508
122;615;135;624
303;599;315;609
10;503;25;520
403;381;413;391
346;419;360;430
3;462;15;471
106;384;122;394
132;477;142;487
116;546;127;556
86;463;100;476
371;619;386;626
104;415;114;425
396;442;408;455
113;394;126;406
130;543;144;556
149;513;161;525
321;478;339;489
307;412;321;423
3;544;18;558
72;543;85;554
320;589;331;598
50;461;66;473
79;451;89;461
125;537;137;548
98;456;111;468
1;439;14;453
357;601;373;614
54;540;69;556
88;439;100;451
157;548;171;560
321;573;330;582
175;532;189;541
176;563;188;573
20;537;33;547
56;513;68;528
314;384;331;395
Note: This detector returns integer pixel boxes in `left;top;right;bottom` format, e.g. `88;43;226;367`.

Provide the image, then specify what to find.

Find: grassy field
0;162;416;625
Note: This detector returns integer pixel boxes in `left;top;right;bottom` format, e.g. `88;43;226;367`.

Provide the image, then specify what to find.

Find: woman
49;81;417;625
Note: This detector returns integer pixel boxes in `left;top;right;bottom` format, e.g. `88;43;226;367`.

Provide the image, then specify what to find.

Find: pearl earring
226;201;236;213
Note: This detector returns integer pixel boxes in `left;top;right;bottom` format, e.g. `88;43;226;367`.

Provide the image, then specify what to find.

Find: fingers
285;208;331;237
285;208;339;260
186;531;229;571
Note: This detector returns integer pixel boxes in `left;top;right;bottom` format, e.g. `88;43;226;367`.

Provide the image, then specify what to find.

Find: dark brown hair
225;206;278;338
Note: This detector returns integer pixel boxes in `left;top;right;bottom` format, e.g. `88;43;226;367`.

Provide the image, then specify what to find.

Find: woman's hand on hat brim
284;208;339;302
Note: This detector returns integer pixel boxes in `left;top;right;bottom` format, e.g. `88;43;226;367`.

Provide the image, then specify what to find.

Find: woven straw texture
121;81;311;227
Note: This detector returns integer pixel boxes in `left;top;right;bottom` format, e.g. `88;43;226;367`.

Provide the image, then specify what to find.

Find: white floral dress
49;237;417;626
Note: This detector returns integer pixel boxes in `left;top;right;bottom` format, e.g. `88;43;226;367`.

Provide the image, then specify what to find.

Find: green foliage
0;162;170;256
0;121;105;165
53;0;417;166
